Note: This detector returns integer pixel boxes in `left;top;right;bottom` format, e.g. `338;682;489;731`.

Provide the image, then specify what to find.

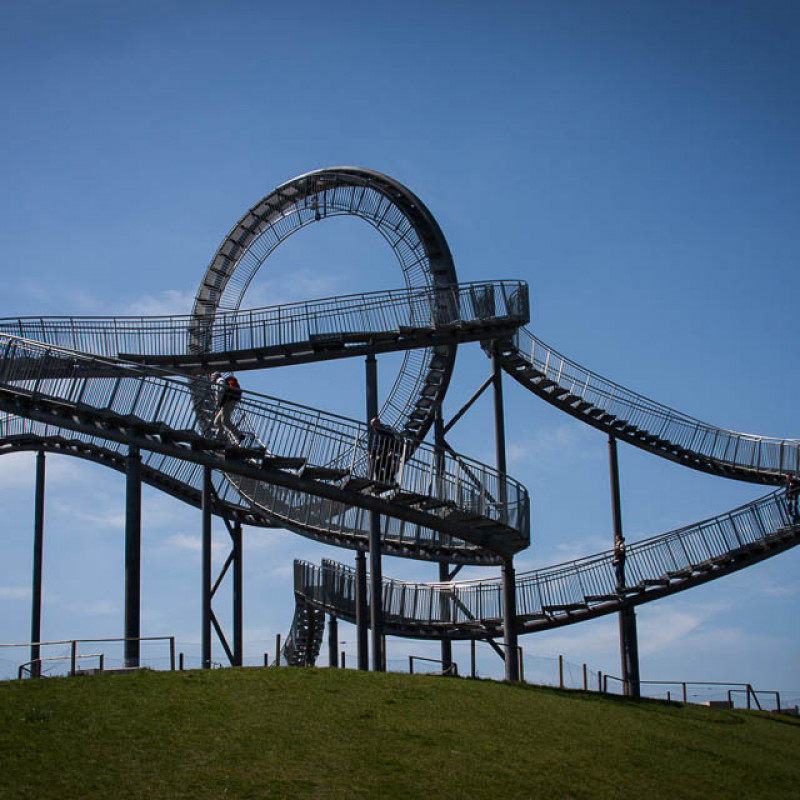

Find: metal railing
505;327;800;479
293;490;797;630
0;335;529;552
0;412;504;563
0;281;527;361
408;655;458;676
5;635;176;678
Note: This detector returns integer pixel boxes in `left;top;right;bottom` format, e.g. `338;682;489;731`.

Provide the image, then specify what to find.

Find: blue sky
0;1;798;695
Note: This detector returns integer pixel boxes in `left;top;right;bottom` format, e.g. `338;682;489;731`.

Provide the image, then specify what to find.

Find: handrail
0;280;528;362
0;415;505;563
0;335;530;555
293;490;798;631
498;327;800;480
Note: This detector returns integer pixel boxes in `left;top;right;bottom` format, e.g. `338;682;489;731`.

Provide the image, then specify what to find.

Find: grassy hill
1;667;798;799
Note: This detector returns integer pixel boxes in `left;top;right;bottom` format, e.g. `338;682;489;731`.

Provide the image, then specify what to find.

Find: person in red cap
210;371;244;443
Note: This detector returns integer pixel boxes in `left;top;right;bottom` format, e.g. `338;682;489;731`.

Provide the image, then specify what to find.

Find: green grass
1;667;798;799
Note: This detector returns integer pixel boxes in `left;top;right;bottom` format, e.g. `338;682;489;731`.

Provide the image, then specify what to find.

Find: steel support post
435;408;453;673
501;558;519;681
618;604;641;698
124;445;142;668
232;520;243;667
365;353;384;671
30;451;46;678
328;614;339;668
202;466;213;669
608;435;640;697
355;551;368;670
492;347;519;680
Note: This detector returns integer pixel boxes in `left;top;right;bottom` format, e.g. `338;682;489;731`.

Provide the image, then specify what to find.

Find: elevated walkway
489;327;799;484
0;333;529;560
292;490;800;638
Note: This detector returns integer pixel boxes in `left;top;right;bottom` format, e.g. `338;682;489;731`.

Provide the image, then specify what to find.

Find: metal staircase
294;490;800;638
0;334;529;560
282;601;326;667
490;327;799;484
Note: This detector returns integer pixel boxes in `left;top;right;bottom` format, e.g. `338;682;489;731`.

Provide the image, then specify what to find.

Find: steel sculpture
1;166;797;688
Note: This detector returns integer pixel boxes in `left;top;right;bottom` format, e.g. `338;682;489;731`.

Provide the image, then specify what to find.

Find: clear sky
0;1;798;697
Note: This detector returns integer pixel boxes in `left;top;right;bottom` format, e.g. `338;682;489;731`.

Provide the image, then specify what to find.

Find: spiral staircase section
0;335;529;560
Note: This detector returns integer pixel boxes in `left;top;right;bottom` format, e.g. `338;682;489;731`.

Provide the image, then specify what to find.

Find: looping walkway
1;165;796;672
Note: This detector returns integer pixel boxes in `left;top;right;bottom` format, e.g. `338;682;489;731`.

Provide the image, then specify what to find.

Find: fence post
409;656;414;675
341;651;346;669
598;671;603;692
179;652;184;671
169;637;176;671
275;634;281;667
517;647;524;683
70;640;77;675
582;663;587;691
558;654;564;688
682;682;687;703
471;639;476;678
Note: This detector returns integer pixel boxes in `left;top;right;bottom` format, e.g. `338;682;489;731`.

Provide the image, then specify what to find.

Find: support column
202;466;213;669
328;614;339;668
30;451;46;678
435;408;453;673
365;353;384;671
501;558;519;681
493;347;519;680
124;445;142;668
232;519;243;667
355;551;368;670
608;435;640;697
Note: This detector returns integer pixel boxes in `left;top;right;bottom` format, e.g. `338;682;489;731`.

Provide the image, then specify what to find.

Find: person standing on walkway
211;371;244;444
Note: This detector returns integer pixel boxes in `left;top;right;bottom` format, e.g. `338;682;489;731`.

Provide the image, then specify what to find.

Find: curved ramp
0;336;529;559
491;327;799;484
293;490;800;639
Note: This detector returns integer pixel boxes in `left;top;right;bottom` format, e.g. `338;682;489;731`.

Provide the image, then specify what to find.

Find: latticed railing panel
0;281;527;363
0;336;529;551
295;492;796;630
0;412;506;562
507;327;800;478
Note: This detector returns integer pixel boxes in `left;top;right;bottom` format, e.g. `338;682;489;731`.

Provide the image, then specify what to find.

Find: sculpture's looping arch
191;167;458;440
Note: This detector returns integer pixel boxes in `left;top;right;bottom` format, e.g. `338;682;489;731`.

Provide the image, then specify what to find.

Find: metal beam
232;520;243;667
435;407;452;673
355;551;368;670
493;345;518;680
366;353;384;672
201;466;212;669
30;451;45;678
124;445;142;668
328;614;339;668
608;435;640;697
